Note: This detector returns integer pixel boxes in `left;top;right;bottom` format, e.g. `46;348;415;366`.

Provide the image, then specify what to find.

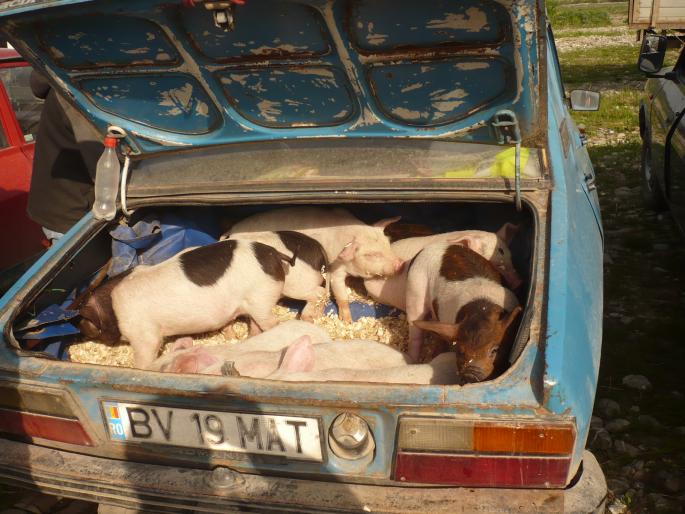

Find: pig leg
330;266;352;323
245;300;280;337
300;286;327;321
127;327;165;369
405;267;432;363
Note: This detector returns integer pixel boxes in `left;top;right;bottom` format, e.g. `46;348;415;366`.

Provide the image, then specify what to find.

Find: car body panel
0;50;46;273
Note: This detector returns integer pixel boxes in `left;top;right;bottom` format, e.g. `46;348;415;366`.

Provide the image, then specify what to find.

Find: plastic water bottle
92;136;120;220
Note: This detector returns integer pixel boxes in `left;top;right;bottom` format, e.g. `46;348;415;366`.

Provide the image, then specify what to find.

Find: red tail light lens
0;407;93;446
0;385;94;446
394;417;575;488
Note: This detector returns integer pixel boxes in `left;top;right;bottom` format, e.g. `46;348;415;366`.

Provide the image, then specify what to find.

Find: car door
0;63;45;272
649;46;685;204
666;74;685;230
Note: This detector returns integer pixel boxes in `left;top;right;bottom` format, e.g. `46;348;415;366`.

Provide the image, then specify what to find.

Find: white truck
630;0;685;30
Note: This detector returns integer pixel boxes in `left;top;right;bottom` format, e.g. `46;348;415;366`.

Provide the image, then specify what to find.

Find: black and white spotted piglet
78;240;291;368
224;230;328;321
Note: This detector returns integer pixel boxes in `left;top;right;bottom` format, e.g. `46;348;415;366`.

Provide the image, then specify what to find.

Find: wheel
641;136;667;211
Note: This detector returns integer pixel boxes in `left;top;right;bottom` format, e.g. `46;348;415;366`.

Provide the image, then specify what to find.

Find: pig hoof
339;311;353;323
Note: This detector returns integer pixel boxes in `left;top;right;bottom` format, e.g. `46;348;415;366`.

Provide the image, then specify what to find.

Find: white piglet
150;333;411;377
228;207;403;322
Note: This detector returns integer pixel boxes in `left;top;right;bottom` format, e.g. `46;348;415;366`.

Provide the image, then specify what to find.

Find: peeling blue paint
0;0;539;154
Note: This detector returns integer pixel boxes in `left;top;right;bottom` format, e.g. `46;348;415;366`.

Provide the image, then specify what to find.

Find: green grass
552;8;612;29
560;45;643;84
573;89;641;136
555;0;626;4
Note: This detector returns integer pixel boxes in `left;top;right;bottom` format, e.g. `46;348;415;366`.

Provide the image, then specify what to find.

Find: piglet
223;231;328;321
364;224;523;311
228;207;403;322
150;333;410;377
405;241;522;383
79;239;292;368
266;336;457;385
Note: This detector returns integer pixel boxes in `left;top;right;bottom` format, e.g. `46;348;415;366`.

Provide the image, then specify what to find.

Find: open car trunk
9;198;537;385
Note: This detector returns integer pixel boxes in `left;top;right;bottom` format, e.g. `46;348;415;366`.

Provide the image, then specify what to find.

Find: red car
0;48;46;274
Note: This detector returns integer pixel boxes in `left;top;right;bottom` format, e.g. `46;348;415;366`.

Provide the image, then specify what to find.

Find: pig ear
500;306;523;332
451;236;483;254
171;337;194;352
278;335;316;373
337;238;359;262
496;222;520;245
413;320;460;342
373;216;402;229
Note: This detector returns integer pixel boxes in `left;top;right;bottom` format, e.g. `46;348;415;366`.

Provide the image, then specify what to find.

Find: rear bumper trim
0;439;606;513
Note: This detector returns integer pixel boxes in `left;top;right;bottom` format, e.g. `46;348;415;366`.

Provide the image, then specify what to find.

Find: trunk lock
183;0;245;31
492;110;523;211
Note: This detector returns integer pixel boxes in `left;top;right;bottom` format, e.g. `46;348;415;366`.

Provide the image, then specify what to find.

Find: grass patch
551;8;612;29
574;89;640;136
555;0;626;4
560;45;642;84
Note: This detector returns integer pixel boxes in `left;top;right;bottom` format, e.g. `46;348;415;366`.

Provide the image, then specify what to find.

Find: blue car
0;1;605;512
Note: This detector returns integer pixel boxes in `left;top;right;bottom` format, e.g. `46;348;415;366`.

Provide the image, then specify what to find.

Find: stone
606;418;630;433
614;440;639;457
629;405;640;413
607;500;629;514
607;478;630;495
675;426;685;436
622;374;652;391
596;398;621;419
637;415;661;431
670;390;684;400
652;243;670;251
590;416;604;431
663;476;681;494
591;429;612;450
647;493;677;512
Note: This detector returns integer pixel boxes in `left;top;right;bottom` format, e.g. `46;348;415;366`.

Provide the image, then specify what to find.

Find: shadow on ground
589;141;685;513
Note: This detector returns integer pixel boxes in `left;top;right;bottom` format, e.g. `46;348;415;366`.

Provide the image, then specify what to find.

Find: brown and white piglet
405;241;522;383
228;207;403;322
364;224;523;311
78;239;291;368
224;230;328;321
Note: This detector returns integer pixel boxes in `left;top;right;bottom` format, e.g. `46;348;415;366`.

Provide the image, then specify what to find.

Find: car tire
641;136;667;211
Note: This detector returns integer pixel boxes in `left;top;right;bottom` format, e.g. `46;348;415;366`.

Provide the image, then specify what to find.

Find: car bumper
0;439;606;514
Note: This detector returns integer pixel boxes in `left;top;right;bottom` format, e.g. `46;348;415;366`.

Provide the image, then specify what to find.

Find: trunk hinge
492;110;523;211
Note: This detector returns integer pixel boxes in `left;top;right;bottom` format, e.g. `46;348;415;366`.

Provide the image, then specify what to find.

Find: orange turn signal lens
397;417;575;456
473;423;575;455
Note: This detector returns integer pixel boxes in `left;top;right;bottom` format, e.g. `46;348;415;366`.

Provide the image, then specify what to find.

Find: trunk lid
0;0;543;158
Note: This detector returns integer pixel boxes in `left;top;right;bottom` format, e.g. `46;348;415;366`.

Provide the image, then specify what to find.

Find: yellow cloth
443;146;530;178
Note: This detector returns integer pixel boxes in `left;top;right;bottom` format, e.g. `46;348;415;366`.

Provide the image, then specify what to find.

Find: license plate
102;401;323;461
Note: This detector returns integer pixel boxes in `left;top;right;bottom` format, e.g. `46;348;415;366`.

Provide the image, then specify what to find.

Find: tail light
394;417;575;488
0;384;94;446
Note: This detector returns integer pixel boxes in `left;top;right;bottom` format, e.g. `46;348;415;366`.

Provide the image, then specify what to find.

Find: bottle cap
104;136;117;148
